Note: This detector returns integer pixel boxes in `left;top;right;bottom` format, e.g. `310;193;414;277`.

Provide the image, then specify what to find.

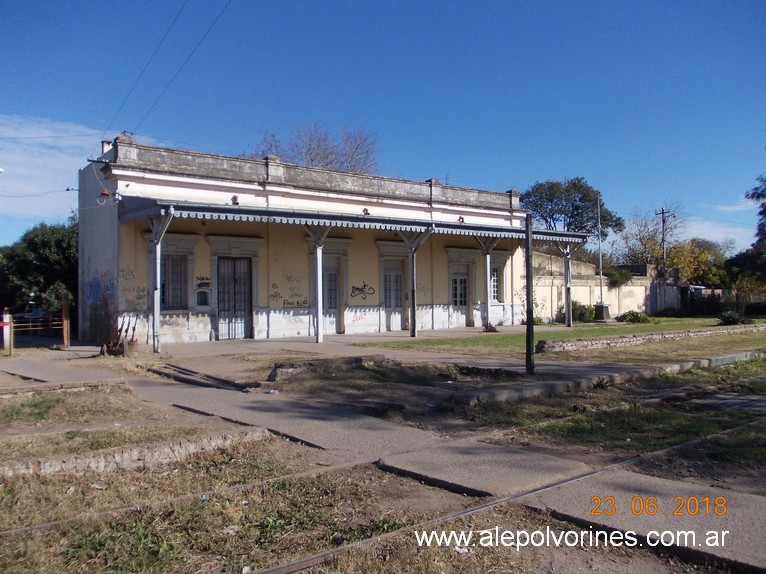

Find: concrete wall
78;165;120;342
508;248;674;322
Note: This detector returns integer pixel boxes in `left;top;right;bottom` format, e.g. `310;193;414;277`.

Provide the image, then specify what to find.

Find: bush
744;302;766;316
615;310;650;323
571;301;595;323
604;267;633;289
718;311;742;326
654;307;684;318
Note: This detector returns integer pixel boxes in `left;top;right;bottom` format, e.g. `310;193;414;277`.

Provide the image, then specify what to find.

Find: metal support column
150;207;174;353
305;225;331;343
398;227;434;338
475;237;501;327
525;215;535;375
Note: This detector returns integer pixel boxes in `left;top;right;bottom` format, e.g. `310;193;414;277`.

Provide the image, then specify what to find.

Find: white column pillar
484;250;492;327
153;238;162;353
315;242;324;343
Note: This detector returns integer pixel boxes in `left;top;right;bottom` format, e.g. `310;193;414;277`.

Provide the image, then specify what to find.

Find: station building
78;135;586;349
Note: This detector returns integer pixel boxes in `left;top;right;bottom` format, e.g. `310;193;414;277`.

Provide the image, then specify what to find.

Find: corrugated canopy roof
118;198;588;244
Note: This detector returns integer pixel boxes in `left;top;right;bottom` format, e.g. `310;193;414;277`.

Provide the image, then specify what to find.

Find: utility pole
654;207;675;313
654;207;675;277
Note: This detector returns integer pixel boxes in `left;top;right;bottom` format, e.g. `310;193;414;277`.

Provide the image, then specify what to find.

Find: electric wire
132;0;233;133
0;188;74;198
103;0;190;137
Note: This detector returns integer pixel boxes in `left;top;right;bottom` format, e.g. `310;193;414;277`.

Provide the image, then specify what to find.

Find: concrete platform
378;438;591;497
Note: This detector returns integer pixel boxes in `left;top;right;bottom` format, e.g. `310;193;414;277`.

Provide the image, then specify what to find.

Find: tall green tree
747;174;766;244
726;172;766;283
0;215;78;312
521;177;624;239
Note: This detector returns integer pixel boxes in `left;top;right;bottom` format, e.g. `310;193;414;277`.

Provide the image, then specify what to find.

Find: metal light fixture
97;189;122;205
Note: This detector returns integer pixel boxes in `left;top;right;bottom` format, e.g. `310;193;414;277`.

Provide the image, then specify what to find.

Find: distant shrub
744;302;766;316
604;267;633;289
571;301;595;323
654;307;683;318
616;310;650;323
718;311;742;326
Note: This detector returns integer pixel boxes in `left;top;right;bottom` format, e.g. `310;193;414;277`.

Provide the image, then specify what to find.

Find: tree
725;172;766;283
520;177;624;239
684;238;733;288
0;215;78;313
746;174;766;244
249;122;379;174
616;203;684;266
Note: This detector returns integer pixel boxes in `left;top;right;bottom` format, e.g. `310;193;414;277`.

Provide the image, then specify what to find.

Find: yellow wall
266;224;310;309
117;222;148;311
347;230;381;306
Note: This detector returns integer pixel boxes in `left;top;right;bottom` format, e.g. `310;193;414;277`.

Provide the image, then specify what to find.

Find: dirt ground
1;349;760;572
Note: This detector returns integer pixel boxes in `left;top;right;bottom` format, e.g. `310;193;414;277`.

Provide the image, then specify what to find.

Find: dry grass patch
315;502;729;574
634;420;766;493
0;385;137;428
0;436;291;531
0;424;218;466
549;333;766;364
0;464;477;574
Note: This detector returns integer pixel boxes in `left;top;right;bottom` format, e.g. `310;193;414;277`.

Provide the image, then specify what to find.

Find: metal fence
1;298;71;354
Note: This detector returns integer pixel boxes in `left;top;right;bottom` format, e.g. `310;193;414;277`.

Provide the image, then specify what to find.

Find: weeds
1;393;65;423
535;403;752;453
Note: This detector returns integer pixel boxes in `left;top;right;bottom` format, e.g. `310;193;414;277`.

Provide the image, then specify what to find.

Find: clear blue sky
1;0;764;252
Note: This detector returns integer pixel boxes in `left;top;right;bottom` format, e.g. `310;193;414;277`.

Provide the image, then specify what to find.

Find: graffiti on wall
196;276;211;289
274;274;308;307
350;281;375;299
85;272;118;343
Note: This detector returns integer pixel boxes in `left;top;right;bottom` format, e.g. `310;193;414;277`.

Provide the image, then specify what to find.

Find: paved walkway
1;333;764;569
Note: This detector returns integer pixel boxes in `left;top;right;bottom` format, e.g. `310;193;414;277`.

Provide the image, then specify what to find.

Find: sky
1;0;764;253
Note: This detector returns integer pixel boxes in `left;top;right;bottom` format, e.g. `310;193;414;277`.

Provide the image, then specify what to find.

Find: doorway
217;257;252;339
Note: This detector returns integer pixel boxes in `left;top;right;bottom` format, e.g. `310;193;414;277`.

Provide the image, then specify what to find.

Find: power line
0;188;75;198
103;0;190;136
133;0;233;133
0;133;104;140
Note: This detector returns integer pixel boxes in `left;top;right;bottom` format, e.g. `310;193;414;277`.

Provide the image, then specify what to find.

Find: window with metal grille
323;271;338;310
161;254;187;309
451;275;467;306
491;267;499;301
384;272;403;308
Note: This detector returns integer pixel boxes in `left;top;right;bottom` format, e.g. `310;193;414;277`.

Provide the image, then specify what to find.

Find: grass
0;425;217;465
359;317;763;362
0;438;291;531
0;385;141;428
551;332;766;365
0;465;457;574
659;357;766;394
0;393;65;423
533;403;752;454
668;422;766;467
456;358;766;459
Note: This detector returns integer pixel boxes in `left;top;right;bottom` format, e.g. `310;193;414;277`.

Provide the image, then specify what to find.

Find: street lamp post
594;193;610;322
